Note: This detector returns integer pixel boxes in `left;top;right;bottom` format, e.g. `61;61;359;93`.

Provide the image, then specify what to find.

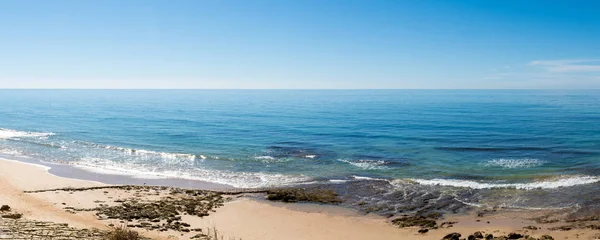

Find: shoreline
1;157;599;240
3;155;234;190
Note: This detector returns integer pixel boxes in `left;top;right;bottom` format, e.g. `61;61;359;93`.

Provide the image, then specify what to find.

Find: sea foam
0;147;24;156
74;157;311;188
101;145;196;161
484;158;546;168
407;175;600;190
0;128;55;139
338;159;390;170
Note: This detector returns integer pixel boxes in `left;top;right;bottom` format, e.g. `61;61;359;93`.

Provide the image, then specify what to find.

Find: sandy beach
1;157;599;240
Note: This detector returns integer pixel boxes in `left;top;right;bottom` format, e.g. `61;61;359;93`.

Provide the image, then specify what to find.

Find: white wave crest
484;158;546;168
0;128;55;139
254;155;302;163
351;175;388;181
339;159;390;170
328;179;349;184
408;176;600;190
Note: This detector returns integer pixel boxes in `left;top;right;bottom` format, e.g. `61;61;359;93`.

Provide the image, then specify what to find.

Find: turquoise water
1;90;599;194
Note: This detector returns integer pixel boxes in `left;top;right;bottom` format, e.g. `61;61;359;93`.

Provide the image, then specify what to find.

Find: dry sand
1;157;599;240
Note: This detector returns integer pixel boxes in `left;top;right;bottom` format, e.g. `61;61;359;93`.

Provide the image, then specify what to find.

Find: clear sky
1;0;599;89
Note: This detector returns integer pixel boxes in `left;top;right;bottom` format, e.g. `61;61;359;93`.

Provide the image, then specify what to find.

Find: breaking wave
0;128;55;139
338;159;391;170
73;141;197;162
407;175;600;190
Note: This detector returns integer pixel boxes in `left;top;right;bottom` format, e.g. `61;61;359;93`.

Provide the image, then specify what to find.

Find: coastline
1;157;599;240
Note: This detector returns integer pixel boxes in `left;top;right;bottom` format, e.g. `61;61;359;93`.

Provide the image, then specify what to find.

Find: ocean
1;90;599;212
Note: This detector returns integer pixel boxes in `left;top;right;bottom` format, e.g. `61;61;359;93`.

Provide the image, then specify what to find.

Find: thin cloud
529;59;600;72
482;59;600;88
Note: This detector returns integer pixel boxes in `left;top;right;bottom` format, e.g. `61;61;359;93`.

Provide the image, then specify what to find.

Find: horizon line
0;88;598;91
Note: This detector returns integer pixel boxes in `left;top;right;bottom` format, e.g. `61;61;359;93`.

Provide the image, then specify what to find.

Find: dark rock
476;209;497;217
266;188;342;204
523;225;538;230
0;205;10;211
548;225;572;231
440;221;458;228
442;232;461;240
539;235;554;240
588;224;600;230
507;233;523;239
66;187;225;232
392;215;438;228
140;222;151;227
484;234;493;240
418;228;429;234
1;213;22;219
473;231;483;238
468;235;475;240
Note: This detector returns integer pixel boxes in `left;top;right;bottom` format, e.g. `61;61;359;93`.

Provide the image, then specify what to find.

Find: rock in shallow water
266;188;342;204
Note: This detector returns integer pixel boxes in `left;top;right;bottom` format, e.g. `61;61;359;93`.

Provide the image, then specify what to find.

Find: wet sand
1;157;599;240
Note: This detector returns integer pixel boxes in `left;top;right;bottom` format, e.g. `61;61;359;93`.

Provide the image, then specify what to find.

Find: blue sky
1;0;599;89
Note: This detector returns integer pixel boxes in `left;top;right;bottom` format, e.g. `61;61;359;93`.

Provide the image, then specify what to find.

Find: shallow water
1;90;599;210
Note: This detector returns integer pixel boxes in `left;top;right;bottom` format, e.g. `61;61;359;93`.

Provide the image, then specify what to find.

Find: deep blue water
1;90;599;191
